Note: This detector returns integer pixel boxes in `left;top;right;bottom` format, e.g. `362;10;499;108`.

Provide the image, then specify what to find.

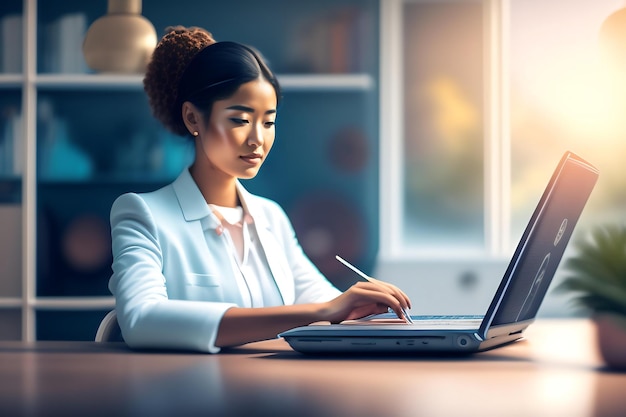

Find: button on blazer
109;168;341;352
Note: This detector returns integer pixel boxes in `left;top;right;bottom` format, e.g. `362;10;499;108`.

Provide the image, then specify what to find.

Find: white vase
82;0;157;73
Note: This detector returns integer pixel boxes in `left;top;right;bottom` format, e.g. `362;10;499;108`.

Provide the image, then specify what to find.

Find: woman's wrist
310;302;332;323
312;301;345;324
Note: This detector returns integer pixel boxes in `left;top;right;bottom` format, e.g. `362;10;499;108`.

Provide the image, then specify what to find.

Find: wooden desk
0;319;624;417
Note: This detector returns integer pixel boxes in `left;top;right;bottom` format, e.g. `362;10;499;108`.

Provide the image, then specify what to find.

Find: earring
192;131;199;137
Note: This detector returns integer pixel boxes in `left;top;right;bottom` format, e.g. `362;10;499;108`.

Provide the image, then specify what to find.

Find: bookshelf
0;0;380;341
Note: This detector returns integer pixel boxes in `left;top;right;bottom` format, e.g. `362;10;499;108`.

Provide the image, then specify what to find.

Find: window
380;0;626;261
508;0;626;239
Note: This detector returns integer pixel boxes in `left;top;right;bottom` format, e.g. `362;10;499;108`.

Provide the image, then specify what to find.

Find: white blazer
109;168;341;353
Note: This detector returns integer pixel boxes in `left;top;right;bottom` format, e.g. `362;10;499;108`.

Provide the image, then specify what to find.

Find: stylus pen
335;255;413;324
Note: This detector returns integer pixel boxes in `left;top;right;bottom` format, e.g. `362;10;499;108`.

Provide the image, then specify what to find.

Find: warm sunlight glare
426;76;478;147
511;1;626;143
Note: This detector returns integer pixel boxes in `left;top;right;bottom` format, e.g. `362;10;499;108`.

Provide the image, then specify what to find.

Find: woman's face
196;77;277;180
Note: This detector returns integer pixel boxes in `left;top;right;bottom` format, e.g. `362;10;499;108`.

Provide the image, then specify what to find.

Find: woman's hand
320;279;412;324
216;279;412;348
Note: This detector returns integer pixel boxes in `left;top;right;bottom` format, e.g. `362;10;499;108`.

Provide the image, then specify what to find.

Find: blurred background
1;0;625;341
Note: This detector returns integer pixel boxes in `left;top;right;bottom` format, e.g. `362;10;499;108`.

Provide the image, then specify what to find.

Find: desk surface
0;319;624;417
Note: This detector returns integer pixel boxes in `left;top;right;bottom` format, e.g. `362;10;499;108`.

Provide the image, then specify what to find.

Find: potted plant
556;223;626;370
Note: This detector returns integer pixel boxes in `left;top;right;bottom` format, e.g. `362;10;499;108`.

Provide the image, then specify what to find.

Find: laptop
279;151;599;354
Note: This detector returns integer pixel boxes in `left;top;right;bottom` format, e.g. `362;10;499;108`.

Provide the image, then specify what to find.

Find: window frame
378;0;512;261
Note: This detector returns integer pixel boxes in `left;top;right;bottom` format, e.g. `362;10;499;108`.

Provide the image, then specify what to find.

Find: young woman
109;26;411;353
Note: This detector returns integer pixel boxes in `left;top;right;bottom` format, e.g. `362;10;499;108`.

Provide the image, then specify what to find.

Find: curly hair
143;26;216;137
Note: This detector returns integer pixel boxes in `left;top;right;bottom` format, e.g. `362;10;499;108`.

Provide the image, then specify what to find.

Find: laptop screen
481;152;599;331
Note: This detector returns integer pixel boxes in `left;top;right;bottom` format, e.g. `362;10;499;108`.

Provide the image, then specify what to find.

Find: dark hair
143;26;281;137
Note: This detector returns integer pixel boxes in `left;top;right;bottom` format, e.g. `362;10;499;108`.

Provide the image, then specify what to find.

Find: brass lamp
82;0;157;73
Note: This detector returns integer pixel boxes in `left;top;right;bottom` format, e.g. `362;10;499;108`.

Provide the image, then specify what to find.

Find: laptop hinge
483;319;533;340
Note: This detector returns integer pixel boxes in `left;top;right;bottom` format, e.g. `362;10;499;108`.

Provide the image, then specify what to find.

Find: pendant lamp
82;0;157;73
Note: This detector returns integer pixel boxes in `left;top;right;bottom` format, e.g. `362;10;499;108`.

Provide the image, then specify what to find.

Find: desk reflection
0;319;624;417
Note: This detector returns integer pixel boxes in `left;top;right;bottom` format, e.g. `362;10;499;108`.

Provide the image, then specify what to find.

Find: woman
109;26;411;353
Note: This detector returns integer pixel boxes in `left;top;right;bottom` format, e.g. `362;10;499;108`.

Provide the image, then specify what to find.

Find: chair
95;310;123;342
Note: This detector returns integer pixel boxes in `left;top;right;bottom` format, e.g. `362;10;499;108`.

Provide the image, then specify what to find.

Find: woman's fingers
347;282;410;321
360;278;412;310
324;280;413;324
341;303;389;322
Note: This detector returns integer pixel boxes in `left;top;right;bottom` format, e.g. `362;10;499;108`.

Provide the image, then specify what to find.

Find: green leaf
557;223;626;316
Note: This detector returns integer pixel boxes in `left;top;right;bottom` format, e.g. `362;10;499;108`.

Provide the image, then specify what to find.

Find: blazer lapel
172;168;214;222
170;171;295;306
236;182;295;305
171;169;247;305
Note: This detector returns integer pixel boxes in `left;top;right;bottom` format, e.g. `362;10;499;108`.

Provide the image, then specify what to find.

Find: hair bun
144;25;217;136
162;25;216;45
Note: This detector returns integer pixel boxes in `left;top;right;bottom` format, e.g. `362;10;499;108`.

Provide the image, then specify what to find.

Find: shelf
36;74;145;90
279;74;375;91
0;297;21;308
37;176;176;187
0;74;23;87
33;297;115;310
34;73;375;91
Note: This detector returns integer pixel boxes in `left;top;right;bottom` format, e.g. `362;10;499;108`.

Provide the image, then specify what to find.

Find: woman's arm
110;192;236;353
216;194;413;348
216;280;411;347
111;190;412;351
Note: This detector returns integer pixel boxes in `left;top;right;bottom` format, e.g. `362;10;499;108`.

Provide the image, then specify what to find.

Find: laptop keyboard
358;312;484;322
411;315;484;320
409;315;484;326
342;313;484;328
